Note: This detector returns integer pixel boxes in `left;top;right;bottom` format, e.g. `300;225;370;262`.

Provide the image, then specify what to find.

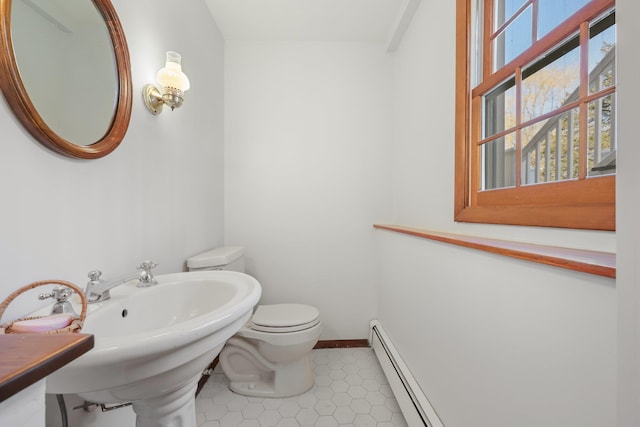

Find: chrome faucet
85;261;158;303
39;286;77;315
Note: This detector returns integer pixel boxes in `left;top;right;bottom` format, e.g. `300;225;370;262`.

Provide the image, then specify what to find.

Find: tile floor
195;347;408;427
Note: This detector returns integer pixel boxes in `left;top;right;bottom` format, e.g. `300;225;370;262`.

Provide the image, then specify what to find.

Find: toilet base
220;336;316;398
227;354;314;398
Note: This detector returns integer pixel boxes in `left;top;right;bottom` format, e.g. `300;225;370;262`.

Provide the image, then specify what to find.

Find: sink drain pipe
56;394;69;427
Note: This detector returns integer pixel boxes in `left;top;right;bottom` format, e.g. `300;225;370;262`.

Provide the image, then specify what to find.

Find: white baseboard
370;320;444;427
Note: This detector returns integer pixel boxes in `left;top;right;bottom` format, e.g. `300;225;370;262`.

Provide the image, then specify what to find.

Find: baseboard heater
370;320;444;427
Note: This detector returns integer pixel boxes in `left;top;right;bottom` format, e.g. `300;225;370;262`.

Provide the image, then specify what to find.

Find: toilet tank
187;246;245;272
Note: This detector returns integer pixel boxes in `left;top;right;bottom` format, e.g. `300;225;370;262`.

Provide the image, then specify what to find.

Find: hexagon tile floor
195;347;409;427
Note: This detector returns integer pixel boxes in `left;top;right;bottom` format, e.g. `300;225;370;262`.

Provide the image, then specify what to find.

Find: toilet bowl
220;303;322;397
187;247;322;398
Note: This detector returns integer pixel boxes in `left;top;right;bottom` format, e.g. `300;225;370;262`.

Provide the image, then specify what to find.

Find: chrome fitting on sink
137;261;158;287
85;261;159;303
39;285;77;315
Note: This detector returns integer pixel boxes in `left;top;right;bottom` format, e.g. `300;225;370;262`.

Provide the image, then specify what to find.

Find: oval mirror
0;0;132;159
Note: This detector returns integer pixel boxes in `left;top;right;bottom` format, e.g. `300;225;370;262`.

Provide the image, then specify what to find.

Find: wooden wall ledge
373;224;616;278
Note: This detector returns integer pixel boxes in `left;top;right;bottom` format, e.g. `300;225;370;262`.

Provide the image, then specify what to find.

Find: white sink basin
45;270;261;426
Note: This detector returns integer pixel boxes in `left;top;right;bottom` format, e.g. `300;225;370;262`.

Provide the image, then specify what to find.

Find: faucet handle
138;261;158;272
137;261;158;288
38;285;73;301
39;286;77;315
88;270;103;281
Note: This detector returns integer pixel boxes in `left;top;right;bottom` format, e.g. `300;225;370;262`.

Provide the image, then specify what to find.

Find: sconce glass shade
156;51;190;93
142;51;190;114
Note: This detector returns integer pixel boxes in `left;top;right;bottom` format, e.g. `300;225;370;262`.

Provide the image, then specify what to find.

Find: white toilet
187;247;322;398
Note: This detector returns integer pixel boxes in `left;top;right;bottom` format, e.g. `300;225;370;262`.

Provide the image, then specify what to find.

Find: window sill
373;224;615;278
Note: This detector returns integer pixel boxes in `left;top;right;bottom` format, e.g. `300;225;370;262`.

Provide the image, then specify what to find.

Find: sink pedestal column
131;377;198;427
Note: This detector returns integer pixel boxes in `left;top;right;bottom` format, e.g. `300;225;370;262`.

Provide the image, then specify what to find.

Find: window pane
494;0;528;29
521;108;580;185
482;134;516;190
521;45;580;123
588;93;615;177
538;0;590;39
484;80;516;138
589;21;615;95
494;5;532;70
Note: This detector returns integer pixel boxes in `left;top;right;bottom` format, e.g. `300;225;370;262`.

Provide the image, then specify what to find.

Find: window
455;0;616;230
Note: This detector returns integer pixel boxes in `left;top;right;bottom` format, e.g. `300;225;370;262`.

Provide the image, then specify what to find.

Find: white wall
224;41;393;339
377;233;616;427
377;1;618;426
0;381;45;427
0;0;225;320
0;0;225;424
2;0;633;425
615;0;640;425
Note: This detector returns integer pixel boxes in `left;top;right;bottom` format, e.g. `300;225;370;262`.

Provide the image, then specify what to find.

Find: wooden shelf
374;224;615;278
0;333;94;402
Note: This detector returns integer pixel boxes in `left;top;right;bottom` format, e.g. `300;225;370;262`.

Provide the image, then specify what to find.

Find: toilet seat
250;304;320;333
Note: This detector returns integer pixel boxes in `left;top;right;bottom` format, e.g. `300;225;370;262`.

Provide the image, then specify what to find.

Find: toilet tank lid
187;246;244;269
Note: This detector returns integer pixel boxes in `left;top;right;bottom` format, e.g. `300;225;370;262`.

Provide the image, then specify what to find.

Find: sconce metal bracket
142;84;163;115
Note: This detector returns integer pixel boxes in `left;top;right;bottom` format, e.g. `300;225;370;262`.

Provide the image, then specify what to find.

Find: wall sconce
143;51;190;115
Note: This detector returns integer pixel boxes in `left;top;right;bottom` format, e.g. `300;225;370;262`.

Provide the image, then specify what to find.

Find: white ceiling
204;0;408;43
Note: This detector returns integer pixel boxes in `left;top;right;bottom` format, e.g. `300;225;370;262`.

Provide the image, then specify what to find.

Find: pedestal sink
44;271;261;427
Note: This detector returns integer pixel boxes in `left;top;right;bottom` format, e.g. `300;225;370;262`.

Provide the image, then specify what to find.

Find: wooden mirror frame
0;0;132;159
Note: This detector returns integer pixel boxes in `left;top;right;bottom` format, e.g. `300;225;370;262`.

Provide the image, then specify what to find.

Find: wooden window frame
455;0;616;231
